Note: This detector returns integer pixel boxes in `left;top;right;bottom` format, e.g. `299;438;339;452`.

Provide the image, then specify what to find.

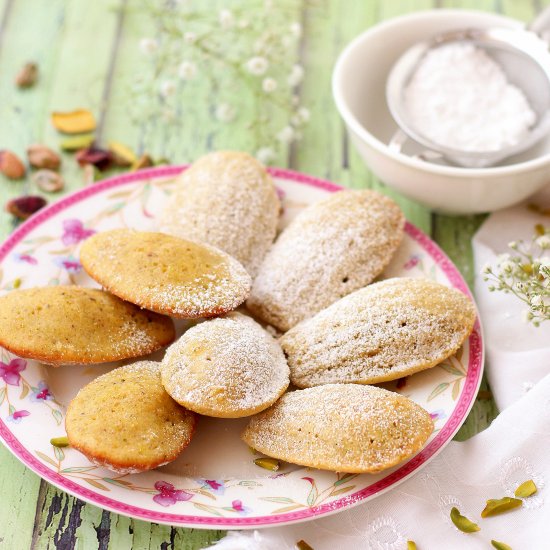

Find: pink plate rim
0;165;484;528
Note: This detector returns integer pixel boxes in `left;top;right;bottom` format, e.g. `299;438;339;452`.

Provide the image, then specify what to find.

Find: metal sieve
386;9;550;168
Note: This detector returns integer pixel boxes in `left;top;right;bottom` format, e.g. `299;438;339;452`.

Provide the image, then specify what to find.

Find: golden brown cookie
246;189;405;331
0;286;174;365
161;312;289;418
160;151;280;278
281;277;476;388
66;361;196;473
80;229;252;318
242;384;433;473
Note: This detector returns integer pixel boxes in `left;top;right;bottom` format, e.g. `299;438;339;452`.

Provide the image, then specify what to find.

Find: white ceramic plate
0;166;483;528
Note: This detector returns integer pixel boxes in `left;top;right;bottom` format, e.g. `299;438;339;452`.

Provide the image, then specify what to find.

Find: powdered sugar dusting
80;229;252;318
162;312;289;417
242;384;433;473
247;189;404;331
160;151;280;278
281;277;476;387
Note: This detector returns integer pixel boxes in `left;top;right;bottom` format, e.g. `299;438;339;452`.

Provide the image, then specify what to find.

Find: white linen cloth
205;188;550;550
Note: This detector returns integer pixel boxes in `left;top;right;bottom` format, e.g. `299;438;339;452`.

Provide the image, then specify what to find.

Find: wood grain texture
1;0;540;547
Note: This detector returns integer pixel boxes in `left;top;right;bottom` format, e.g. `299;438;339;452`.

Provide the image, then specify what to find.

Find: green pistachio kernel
450;507;480;533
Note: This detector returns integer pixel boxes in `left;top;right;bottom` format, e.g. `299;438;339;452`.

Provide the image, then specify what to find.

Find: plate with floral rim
0;166;483;529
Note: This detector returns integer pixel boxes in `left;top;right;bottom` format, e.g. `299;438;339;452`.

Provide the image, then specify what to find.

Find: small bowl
332;9;550;214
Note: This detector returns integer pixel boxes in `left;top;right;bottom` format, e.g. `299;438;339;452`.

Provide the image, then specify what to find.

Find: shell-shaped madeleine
66;361;196;473
80;229;252;318
242;384;433;473
246;189;404;331
0;286;174;365
161;312;289;418
280;277;476;388
160;151;280;278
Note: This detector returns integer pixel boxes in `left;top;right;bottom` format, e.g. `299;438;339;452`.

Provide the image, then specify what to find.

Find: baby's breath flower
262;77;278;93
184;32;197;44
219;9;234;29
159;80;176;98
139;38;158;55
485;226;550;325
239;19;250;29
287;64;304;86
277;126;295;143
256;147;276;164
292;106;310;126
215;103;236;123
178;61;197;80
245;56;269;76
290;22;302;38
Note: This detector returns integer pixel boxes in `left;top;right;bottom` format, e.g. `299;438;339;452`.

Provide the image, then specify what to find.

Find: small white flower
499;260;516;274
536;235;550;249
219;9;234;29
256;147;276;164
508;241;518;249
287;64;304;86
531;295;543;307
262;78;278;93
290;22;302;38
245;56;269;76
178;61;197;80
277;126;295;144
497;253;510;263
215;103;236;123
139;38;158;55
184;32;197;44
238;19;250;29
159;80;176;98
292;106;310;126
523;309;534;322
539;256;550;268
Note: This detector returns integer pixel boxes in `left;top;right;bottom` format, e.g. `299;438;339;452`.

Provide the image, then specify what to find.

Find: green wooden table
3;0;539;547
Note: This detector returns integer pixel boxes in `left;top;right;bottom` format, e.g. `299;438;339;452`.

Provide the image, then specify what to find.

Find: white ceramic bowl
333;9;550;214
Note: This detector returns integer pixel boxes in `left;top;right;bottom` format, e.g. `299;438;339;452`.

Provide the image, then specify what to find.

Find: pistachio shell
514;479;537;498
131;154;153;171
450;507;480;533
254;457;280;471
60;134;95;151
481;497;522;518
407;542;417;550
50;436;69;447
15;61;38;88
295;541;314;550
491;541;512;550
108;141;137;166
51;109;96;134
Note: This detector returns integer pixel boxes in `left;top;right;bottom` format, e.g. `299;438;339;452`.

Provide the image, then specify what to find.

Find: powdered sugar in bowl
333;9;550;214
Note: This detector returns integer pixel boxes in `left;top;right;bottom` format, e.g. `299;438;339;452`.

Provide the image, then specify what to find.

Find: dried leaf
514;479;537;498
481;497;522;518
450;507;480;532
51;109;96;134
296;541;314;550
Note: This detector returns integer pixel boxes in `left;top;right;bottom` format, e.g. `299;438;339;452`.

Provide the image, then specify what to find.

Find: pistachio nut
32;169;64;193
27;144;61;170
0;150;26;180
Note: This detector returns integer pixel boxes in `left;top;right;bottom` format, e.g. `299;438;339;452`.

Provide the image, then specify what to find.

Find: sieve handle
527;6;550;42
